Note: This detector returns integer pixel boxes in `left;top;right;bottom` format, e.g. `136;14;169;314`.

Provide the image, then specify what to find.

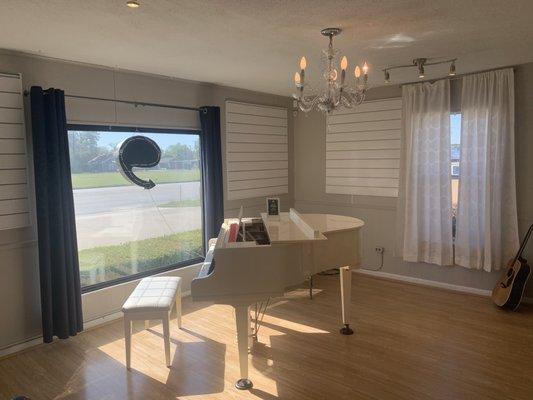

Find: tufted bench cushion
122;276;181;313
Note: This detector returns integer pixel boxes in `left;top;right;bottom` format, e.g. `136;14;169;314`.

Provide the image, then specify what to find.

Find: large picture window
67;126;204;290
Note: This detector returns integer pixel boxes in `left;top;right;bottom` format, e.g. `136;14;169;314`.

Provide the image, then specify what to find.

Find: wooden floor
1;274;533;400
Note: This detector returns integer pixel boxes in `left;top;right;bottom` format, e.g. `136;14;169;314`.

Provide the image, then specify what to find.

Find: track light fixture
382;57;458;84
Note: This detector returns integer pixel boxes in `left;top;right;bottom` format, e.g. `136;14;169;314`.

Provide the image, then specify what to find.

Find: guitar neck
513;223;533;264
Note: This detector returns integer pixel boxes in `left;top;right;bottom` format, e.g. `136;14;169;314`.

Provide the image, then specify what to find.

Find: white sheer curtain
397;80;454;266
455;68;519;271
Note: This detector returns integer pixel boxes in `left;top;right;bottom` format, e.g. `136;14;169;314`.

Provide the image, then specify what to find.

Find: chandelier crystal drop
293;28;369;114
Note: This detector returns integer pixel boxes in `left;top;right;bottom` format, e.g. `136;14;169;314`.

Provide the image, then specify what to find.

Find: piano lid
260;209;327;244
301;213;365;234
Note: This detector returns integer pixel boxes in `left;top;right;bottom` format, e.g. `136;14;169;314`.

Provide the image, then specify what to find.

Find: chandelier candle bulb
355;66;361;78
294;72;301;86
362;62;369;75
300;56;307;70
341;56;348;71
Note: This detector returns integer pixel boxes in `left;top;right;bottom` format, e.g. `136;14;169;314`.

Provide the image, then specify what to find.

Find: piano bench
121;276;182;369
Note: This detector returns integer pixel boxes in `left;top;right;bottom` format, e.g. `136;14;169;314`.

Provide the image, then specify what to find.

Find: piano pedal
340;324;354;335
235;378;253;390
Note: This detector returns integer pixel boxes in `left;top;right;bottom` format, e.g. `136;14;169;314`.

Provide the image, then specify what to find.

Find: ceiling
1;0;532;96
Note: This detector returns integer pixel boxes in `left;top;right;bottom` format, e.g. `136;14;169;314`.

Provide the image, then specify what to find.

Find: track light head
413;58;426;79
384;70;390;83
449;61;456;76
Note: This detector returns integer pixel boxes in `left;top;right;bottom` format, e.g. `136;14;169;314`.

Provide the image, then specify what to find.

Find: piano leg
339;266;354;335
247;305;253;349
234;305;253;390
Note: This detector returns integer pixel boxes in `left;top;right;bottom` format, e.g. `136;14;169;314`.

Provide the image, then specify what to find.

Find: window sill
81;257;205;294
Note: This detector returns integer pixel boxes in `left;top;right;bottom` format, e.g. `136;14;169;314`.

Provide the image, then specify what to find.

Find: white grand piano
191;208;364;389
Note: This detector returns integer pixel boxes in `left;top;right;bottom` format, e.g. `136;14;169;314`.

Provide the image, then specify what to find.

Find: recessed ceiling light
126;1;140;8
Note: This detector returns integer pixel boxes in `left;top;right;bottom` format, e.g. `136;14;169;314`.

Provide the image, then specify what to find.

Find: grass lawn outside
79;229;203;287
72;169;200;189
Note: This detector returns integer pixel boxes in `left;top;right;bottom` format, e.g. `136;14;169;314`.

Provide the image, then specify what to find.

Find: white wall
294;64;533;298
0;50;293;351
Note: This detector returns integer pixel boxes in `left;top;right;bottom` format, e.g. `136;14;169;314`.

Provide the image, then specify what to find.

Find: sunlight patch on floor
260;315;330;334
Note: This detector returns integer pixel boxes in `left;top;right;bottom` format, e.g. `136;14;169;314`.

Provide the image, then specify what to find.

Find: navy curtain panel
30;87;83;343
199;106;224;248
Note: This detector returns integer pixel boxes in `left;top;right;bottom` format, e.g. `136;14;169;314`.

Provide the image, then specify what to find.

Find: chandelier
293;28;369;114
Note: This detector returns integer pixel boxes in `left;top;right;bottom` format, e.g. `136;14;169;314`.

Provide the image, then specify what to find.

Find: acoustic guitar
491;223;533;310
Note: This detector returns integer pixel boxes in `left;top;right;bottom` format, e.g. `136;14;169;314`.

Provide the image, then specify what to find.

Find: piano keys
191;208;364;390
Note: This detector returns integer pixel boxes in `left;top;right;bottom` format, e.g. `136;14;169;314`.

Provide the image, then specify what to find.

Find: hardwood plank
0;275;532;400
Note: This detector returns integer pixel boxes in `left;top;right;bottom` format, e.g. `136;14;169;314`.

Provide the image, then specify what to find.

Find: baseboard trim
0;336;42;360
355;268;533;305
0;290;192;359
355;268;493;296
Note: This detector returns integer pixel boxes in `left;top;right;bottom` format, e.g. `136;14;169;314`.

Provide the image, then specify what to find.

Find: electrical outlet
375;246;384;254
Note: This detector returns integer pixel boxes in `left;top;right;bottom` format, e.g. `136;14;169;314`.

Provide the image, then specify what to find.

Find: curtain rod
399;65;516;87
23;91;202;112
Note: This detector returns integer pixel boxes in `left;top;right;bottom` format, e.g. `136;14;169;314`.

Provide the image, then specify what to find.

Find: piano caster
339;324;354;335
235;378;253;390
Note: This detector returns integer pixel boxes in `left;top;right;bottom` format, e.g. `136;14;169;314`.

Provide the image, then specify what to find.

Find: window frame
67;124;206;293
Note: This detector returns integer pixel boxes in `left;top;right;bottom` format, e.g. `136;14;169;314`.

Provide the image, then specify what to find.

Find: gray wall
0;51;293;351
294;63;533;298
